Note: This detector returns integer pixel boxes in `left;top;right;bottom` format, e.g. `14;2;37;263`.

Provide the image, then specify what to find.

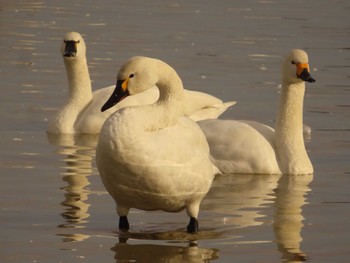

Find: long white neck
274;81;313;174
64;57;93;106
48;57;93;134
143;62;185;131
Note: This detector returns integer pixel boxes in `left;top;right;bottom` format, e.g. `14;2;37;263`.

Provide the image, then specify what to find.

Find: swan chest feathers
96;108;215;212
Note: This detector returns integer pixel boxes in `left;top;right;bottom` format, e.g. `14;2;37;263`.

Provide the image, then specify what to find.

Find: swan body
198;49;315;175
47;32;235;135
96;56;218;233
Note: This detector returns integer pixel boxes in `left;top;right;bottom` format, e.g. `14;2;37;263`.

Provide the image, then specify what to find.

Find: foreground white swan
198;49;315;175
96;56;218;233
47;32;235;134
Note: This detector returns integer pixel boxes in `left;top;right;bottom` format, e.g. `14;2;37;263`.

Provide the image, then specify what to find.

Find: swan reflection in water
202;173;313;262
47;133;312;261
274;174;313;262
202;174;281;229
47;133;99;242
112;240;219;263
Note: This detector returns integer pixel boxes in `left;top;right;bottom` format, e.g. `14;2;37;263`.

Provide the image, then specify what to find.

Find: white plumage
47;32;235;134
96;56;219;233
198;49;315;175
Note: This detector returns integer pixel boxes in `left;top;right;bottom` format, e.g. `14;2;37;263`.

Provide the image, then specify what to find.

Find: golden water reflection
203;173;313;262
47;133;313;262
274;174;313;262
203;173;280;228
112;240;219;263
47;133;98;241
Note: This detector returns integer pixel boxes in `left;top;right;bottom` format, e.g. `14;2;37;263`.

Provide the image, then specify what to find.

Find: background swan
96;56;218;233
47;32;235;134
198;49;315;175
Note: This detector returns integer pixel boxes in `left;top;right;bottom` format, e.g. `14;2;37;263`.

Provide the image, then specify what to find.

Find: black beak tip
101;80;129;112
101;105;107;112
299;68;316;83
63;52;76;57
305;76;316;83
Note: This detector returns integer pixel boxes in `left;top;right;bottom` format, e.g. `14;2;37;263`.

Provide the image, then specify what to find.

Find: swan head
282;49;315;84
61;32;86;59
101;56;162;112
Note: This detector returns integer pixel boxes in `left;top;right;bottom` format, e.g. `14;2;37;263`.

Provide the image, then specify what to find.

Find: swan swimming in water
198;49;315;175
96;56;219;233
47;32;235;134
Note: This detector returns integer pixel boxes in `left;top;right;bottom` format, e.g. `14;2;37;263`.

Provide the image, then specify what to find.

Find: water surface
1;0;349;262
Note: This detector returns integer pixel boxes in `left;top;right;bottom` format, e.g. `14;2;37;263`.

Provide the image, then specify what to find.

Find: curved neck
144;62;185;131
64;58;92;106
274;81;312;174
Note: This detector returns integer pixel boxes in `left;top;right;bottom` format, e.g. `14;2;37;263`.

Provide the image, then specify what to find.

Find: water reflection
47;133;98;241
112;240;219;263
47;132;313;260
203;173;312;262
274;174;313;262
203;174;280;229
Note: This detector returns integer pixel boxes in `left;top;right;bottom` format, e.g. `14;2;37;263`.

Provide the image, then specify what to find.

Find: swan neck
148;64;185;129
64;58;92;104
276;82;305;134
275;81;312;174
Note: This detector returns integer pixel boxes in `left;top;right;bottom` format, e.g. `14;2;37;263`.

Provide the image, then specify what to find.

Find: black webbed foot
119;216;129;231
187;217;198;233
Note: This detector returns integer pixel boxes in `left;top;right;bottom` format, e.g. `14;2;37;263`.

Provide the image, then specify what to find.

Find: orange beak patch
296;63;310;76
121;78;129;91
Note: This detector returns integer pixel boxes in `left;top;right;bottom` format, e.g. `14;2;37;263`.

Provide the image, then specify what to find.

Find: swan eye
77;40;80;44
129;74;135;78
291;61;295;65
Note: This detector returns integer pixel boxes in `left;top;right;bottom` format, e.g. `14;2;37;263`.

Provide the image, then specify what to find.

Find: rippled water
0;0;349;262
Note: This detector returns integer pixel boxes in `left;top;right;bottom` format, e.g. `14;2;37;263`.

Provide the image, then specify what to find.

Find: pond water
0;0;349;262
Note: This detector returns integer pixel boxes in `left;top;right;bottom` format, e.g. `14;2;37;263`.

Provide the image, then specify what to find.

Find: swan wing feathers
183;90;236;121
198;119;280;174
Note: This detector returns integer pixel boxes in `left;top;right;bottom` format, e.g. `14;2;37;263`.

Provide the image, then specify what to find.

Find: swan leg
186;198;201;233
119;216;129;231
117;206;130;231
187;217;198;233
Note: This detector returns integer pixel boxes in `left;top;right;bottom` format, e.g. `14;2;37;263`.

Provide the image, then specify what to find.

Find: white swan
96;56;218;233
198;49;315;175
47;32;235;134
